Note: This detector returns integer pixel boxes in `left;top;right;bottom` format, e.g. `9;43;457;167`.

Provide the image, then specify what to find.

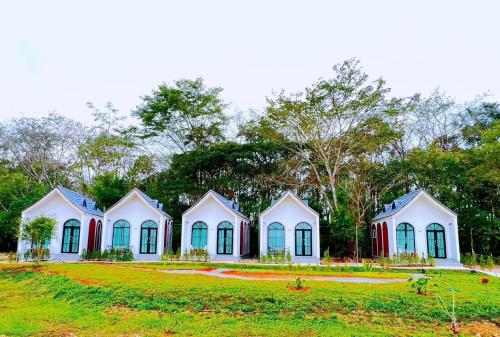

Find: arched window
427;223;446;258
396;223;415;255
112;220;130;249
267;222;285;254
140;220;158;254
295;222;312;256
191;222;208;249
61;219;81;253
217;221;233;255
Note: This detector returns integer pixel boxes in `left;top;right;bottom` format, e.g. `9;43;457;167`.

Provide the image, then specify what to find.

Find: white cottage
18;186;104;261
102;188;173;261
180;190;250;261
371;189;460;264
259;191;320;264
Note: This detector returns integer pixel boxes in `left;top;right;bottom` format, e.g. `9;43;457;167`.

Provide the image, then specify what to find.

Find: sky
1;0;499;125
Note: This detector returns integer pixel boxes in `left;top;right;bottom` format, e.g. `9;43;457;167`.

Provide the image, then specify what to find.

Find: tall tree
0;114;86;187
133;78;228;153
265;59;396;216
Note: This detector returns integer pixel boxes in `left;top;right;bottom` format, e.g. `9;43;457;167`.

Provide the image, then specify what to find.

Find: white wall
19;190;103;261
103;193;166;261
181;194;245;260
390;193;460;261
260;194;320;262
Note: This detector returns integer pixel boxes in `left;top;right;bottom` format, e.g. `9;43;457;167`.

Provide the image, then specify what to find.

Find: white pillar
233;215;239;258
315;217;320;259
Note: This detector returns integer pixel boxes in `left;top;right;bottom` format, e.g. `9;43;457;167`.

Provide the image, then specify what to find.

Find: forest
0;59;498;258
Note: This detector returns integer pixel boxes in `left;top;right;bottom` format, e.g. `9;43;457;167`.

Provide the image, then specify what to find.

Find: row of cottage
18;186;461;264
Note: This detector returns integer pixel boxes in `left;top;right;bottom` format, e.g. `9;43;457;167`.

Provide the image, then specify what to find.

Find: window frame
216;221;233;255
61;219;81;254
139;220;158;254
295;222;312;257
191;221;208;250
267;222;285;254
396;222;416;255
112;220;131;250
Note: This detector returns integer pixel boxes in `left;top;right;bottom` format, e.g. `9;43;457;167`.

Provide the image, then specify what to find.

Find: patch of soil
222;270;288;279
220;269;403;281
74;278;103;286
287;286;310;292
9;265;45;273
462;320;500;337
197;267;215;272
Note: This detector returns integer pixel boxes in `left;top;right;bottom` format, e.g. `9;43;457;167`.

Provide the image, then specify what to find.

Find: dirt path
158;268;413;283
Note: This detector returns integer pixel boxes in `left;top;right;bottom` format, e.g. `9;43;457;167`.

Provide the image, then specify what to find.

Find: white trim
23;188;83;216
183;191;249;220
400;191;456;218
259;191;318;221
105;189;171;219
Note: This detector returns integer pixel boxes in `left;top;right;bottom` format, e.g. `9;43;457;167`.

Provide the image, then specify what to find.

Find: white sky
1;0;499;125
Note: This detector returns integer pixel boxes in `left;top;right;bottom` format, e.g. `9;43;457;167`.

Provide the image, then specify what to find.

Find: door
217;222;233;255
295;223;312;256
140;221;158;254
87;219;96;252
427;223;446;258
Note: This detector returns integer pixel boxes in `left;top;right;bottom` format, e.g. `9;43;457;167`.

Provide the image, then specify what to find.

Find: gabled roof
260;190;319;218
106;188;172;219
24;186;104;216
57;186;104;216
182;190;248;219
372;189;456;221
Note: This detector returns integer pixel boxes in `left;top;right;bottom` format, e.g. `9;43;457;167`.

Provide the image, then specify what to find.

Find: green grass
0;263;498;336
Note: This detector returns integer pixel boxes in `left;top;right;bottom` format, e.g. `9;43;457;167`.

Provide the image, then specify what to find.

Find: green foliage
20;216;56;263
81;248;134;262
294;276;305;289
133;78;228;152
6;252;19;263
0;168;49;251
361;259;373;272
323;248;332;264
410;277;430;295
90;173;129;210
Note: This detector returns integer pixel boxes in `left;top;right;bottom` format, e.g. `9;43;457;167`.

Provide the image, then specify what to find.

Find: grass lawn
0;263;498;336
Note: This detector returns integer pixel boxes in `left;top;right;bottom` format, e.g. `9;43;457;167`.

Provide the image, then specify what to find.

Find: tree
133;78;228;153
265;59;396;216
90;173;129;210
20;216;56;263
0;166;49;251
0;113;86;187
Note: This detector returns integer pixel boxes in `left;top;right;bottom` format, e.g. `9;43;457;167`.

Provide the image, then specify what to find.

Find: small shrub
428;256;436;267
485;255;495;270
470;252;478;267
286;250;292;263
323;248;332;265
411;277;430;295
361;259;373;272
7;251;20;263
295;276;305;289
